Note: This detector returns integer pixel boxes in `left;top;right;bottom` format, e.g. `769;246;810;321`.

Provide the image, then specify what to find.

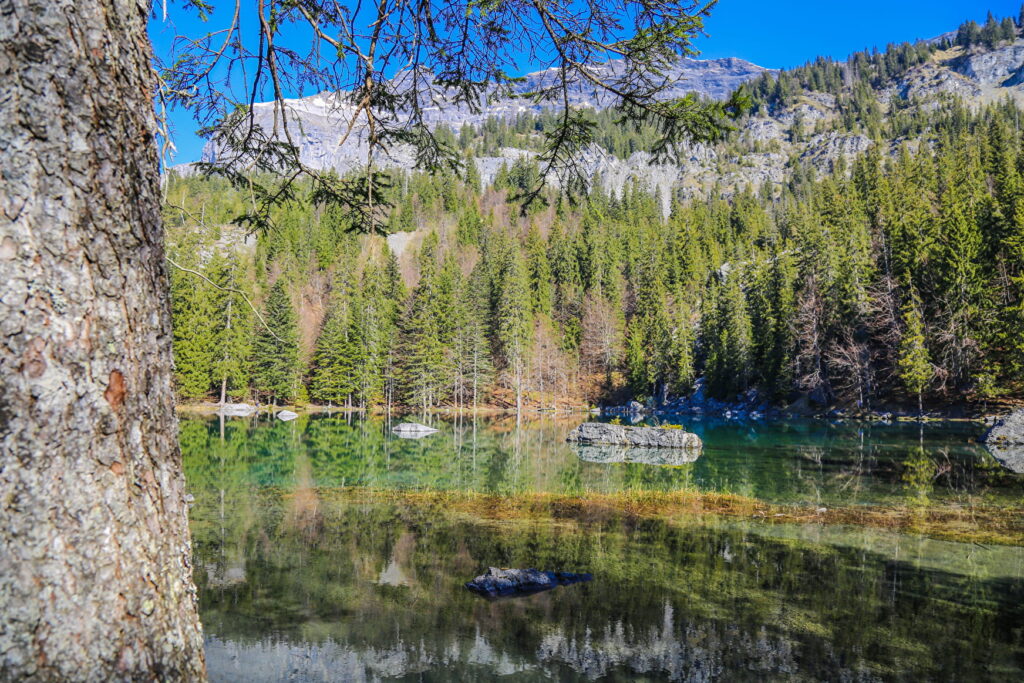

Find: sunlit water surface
182;414;1024;681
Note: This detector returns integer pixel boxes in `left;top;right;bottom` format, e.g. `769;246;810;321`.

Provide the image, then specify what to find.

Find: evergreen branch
166;256;285;343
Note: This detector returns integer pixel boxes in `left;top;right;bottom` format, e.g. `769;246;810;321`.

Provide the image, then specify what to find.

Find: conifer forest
167;89;1024;414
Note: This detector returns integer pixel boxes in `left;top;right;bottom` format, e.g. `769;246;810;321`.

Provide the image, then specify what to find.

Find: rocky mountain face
193;56;770;192
188;39;1024;210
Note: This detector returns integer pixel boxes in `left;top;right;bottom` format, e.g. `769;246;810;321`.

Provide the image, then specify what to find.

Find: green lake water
182;414;1024;681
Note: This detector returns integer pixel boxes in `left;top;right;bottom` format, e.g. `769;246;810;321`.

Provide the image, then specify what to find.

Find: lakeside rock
576;444;700;466
392;422;439;439
276;410;299;421
465;567;593;598
567;423;702;450
982;409;1024;473
601;400;647;417
216;403;256;417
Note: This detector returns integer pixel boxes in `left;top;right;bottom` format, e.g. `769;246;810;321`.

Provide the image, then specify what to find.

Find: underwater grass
302;486;1024;547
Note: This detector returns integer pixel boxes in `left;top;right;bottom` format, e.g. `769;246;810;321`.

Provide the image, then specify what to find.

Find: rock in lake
276;410;299;421
982;409;1024;474
216;403;255;417
465;567;593;598
392;422;439;439
576;444;700;466
567;422;702;450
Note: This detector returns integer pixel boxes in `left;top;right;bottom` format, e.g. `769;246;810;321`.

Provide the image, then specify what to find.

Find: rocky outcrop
658;378;773;420
567;423;702;450
465;567;593;598
800;132;873;173
576;444;700;466
954;42;1024;86
895;64;982;100
195;57;770;176
982;409;1024;473
177;33;1024;220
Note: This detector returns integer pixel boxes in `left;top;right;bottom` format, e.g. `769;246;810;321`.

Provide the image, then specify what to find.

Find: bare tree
793;274;832;404
580;292;624;378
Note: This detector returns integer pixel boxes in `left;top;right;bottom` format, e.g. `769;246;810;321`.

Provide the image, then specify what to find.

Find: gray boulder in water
392;422;439;438
576;444;700;466
216;403;256;417
982;409;1024;473
465;567;593;598
567;422;702;450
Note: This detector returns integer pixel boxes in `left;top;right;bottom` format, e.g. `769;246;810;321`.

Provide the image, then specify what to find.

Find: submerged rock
465;567;593;598
567;422;702;450
982;409;1024;473
276;410;298;421
576;444;700;466
392;422;439;439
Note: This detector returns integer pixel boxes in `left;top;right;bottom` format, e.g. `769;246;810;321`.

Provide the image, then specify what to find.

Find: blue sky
153;0;1022;164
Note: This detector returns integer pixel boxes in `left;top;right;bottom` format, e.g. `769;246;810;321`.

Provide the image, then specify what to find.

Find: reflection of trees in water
180;414;1021;509
189;494;1024;681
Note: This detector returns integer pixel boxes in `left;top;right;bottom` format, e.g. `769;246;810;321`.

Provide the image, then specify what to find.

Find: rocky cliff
185;37;1024;208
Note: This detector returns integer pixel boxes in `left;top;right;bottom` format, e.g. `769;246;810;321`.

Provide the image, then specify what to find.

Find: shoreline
175;402;995;424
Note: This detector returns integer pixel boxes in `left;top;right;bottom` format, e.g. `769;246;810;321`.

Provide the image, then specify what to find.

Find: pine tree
170;249;217;400
399;234;451;410
496;243;533;414
453;264;495;408
898;295;932;416
702;275;753;400
252;280;301;405
624;320;648;397
933;145;986;385
309;277;357;407
381;248;407;409
350;254;398;407
628;235;674;402
208;251;253;404
525;223;553;314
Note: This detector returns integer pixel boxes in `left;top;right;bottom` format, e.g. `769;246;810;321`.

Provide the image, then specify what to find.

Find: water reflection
182;414;1024;681
190;486;1024;681
576;444;701;466
179;413;1021;507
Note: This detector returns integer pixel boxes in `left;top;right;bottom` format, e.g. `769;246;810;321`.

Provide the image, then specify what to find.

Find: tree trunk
0;0;206;678
219;295;233;405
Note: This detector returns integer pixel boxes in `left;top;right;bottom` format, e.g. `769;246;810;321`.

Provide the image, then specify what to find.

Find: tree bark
0;0;206;678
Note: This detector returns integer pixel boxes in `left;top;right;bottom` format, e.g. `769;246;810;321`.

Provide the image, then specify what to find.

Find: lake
182;414;1024;680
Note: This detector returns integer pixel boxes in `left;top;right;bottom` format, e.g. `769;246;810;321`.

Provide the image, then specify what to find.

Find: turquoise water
181;414;1024;681
181;414;1019;506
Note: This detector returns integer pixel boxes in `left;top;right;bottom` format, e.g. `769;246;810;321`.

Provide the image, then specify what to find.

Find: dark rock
601;400;646;417
465;567;593;598
567;422;702;450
